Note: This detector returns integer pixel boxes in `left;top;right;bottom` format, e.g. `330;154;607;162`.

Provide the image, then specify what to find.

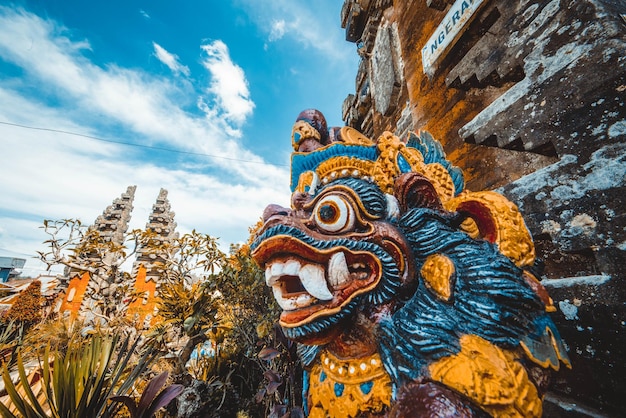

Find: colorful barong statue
251;109;570;417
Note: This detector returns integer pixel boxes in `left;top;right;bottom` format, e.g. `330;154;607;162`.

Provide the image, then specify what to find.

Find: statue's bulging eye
319;204;338;223
314;195;355;233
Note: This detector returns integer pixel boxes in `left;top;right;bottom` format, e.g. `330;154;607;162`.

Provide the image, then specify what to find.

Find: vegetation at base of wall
1;219;303;417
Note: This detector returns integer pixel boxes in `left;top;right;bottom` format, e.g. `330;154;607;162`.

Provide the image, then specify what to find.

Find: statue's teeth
283;259;301;276
265;262;281;285
265;266;272;285
299;264;334;301
328;252;350;287
266;259;333;307
266;259;301;285
272;286;314;310
271;285;284;306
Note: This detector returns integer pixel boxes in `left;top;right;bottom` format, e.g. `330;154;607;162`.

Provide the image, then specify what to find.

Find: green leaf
1;359;40;418
0;400;17;418
183;316;196;333
16;353;48;416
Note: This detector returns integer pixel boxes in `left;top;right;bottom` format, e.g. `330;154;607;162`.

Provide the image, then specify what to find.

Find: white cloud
0;6;281;185
269;20;286;41
0;94;291;275
152;42;191;76
200;40;255;126
139;9;150;19
0;6;292;275
237;0;353;61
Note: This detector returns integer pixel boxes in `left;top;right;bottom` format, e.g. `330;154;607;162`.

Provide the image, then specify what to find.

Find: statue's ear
395;173;443;212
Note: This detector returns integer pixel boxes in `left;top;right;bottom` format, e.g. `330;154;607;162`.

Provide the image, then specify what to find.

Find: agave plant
0;320;20;364
110;371;183;418
0;333;157;418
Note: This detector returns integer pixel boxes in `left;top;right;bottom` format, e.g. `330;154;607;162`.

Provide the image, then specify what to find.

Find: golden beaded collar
319;350;387;384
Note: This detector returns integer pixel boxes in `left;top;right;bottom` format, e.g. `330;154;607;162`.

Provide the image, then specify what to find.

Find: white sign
421;0;487;76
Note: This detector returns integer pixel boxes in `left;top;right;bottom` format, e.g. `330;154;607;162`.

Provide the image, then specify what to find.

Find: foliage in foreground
111;371;183;418
212;244;304;417
5;218;305;417
0;333;158;418
1;281;45;369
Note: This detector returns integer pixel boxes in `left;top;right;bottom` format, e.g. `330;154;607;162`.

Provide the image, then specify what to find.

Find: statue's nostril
262;204;291;221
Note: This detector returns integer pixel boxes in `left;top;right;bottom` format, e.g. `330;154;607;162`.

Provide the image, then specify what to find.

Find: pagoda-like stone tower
59;186;136;321
127;188;178;328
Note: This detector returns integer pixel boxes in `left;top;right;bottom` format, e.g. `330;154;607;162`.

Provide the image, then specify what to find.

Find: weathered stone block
370;22;402;116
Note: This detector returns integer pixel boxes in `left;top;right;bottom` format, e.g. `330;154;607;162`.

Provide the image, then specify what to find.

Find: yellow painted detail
308;351;392;418
372;132;458;202
429;335;542;417
295;130;462;205
315;157;376;185
424;162;456;202
444;191;536;267
459;216;481;239
339;126;376;146
372;132;404;194
292;120;321;150
421;254;455;301
296;171;316;194
398;145;426;170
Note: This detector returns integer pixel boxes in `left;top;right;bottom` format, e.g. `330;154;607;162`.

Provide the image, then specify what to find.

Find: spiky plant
0;334;157;418
19;318;85;361
0;320;19;363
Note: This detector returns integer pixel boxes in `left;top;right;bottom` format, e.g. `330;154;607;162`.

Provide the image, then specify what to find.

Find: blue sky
0;1;359;276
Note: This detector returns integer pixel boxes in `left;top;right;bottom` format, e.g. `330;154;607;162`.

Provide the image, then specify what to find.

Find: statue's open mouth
253;236;381;327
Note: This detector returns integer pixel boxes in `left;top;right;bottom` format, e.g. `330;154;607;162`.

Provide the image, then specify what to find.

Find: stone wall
340;0;626;415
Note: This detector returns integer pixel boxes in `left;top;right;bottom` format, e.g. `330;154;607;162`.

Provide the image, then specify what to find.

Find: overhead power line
0;120;289;167
0;248;38;257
